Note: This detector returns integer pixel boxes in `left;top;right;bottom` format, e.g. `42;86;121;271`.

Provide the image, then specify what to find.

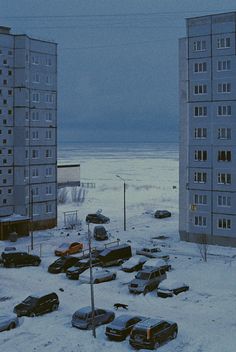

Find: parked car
129;318;178;349
80;268;117;284
0;314;19;332
143;259;171;272
105;314;146;341
136;246;169;262
86;213;110;224
54;242;83;256
13;292;59;317
93;226;108;241
72;306;115;329
128;266;167;294
121;255;147;272
154;210;171;219
98;244;132;267
66;257;101;280
157;280;189;298
48;256;79;274
1;252;41;268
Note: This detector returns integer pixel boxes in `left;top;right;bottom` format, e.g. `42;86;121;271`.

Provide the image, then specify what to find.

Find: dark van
98;244;132;267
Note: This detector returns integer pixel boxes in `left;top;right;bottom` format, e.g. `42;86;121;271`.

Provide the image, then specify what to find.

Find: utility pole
30;188;34;250
116;175;126;231
87;222;96;338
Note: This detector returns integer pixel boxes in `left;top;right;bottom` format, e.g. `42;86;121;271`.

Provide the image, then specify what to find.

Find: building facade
0;26;57;240
179;12;236;247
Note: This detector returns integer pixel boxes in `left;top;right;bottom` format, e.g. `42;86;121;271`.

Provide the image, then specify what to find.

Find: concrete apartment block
0;26;57;240
179;12;236;247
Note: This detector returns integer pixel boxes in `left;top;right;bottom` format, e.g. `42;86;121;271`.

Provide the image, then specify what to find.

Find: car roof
112;314;138;323
139;266;159;273
134;318;171;329
159;280;188;290
26;291;57;299
76;306;99;314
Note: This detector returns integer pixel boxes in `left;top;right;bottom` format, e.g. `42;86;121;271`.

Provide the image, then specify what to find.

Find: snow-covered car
121;255;147;272
54;242;83;256
157;280;189;298
143;258;171;271
0;314;19;332
136;247;169;261
154;210;171;219
93;226;108;241
79;267;117;284
72;306;115;329
105;314;147;341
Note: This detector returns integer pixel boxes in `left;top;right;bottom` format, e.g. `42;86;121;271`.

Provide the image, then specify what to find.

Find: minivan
98;244;132;267
128;267;166;294
13;292;59;317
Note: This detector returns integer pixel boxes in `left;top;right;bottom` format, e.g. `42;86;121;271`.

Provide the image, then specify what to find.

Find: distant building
0;26;57;240
179;12;236;247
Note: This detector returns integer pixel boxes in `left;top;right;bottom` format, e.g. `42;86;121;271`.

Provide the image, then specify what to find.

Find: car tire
8;322;16;330
154;341;160;349
171;330;178;339
29;312;36;317
51;304;59;312
34;261;40;266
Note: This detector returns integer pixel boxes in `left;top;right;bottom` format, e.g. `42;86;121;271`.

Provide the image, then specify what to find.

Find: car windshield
75;312;88;320
135;272;150;280
23;296;38;305
112;316;129;327
132;328;147;338
54;258;65;265
58;243;68;249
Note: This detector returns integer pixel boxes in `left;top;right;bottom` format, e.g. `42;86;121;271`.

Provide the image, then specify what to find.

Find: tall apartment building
179;12;236;247
0;26;57;240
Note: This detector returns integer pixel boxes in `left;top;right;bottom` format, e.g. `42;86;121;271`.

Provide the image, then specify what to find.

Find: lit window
218;150;231;162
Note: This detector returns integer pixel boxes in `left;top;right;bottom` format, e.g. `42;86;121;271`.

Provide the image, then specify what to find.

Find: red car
54;242;83;256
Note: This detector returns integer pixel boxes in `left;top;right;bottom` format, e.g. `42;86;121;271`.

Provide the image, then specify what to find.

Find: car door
95;309;105;325
20;253;27;266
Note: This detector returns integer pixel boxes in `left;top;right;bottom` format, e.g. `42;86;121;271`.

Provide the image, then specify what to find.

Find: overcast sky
1;1;236;143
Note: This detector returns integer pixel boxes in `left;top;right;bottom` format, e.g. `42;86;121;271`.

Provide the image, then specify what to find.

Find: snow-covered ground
1;143;236;352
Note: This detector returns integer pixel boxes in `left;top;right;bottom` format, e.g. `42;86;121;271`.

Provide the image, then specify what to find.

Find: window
32;131;39;140
3;79;7;85
218;195;231;207
32;92;40;102
3;59;7;65
194;172;207;183
25;111;29;120
217;37;231;49
194;128;207;139
45;111;52;121
194;84;207;95
194;150;207;161
193;40;206;52
46;167;52;177
218;150;231;162
194;194;207;205
32;72;40;83
45;149;52;158
217;83;231;93
194;106;207;117
32;149;39;159
217;60;231;71
3;199;7;204
8;50;13;56
8;169;12;174
8;188;12;194
25;149;28;159
217;105;231;116
32;168;39;177
46;130;52;139
25;130;29;139
46;185;52;195
32;111;39;121
45;94;53;103
194;62;207;73
32;187;39;196
45;75;52;85
45;57;52;66
8;89;12;96
218;218;231;229
32;55;40;65
218;128;231;140
8;129;12;135
218;173;231;185
8;70;12;76
46;203;52;213
194;216;206;227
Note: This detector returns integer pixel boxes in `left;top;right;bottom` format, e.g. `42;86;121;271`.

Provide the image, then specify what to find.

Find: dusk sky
1;0;236;143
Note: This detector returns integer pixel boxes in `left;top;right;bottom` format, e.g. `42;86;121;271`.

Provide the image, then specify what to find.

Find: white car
79;267;117;284
121;256;147;272
0;314;19;332
136;247;169;261
143;259;171;271
157;280;189;298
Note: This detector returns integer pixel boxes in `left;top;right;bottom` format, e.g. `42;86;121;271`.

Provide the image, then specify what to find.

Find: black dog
114;303;128;310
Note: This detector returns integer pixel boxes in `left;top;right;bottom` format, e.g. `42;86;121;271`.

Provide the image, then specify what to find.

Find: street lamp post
87;222;96;338
116;175;126;231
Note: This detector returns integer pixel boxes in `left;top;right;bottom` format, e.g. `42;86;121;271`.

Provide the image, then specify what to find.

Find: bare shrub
197;234;209;262
58;188;68;204
71;187;86;203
